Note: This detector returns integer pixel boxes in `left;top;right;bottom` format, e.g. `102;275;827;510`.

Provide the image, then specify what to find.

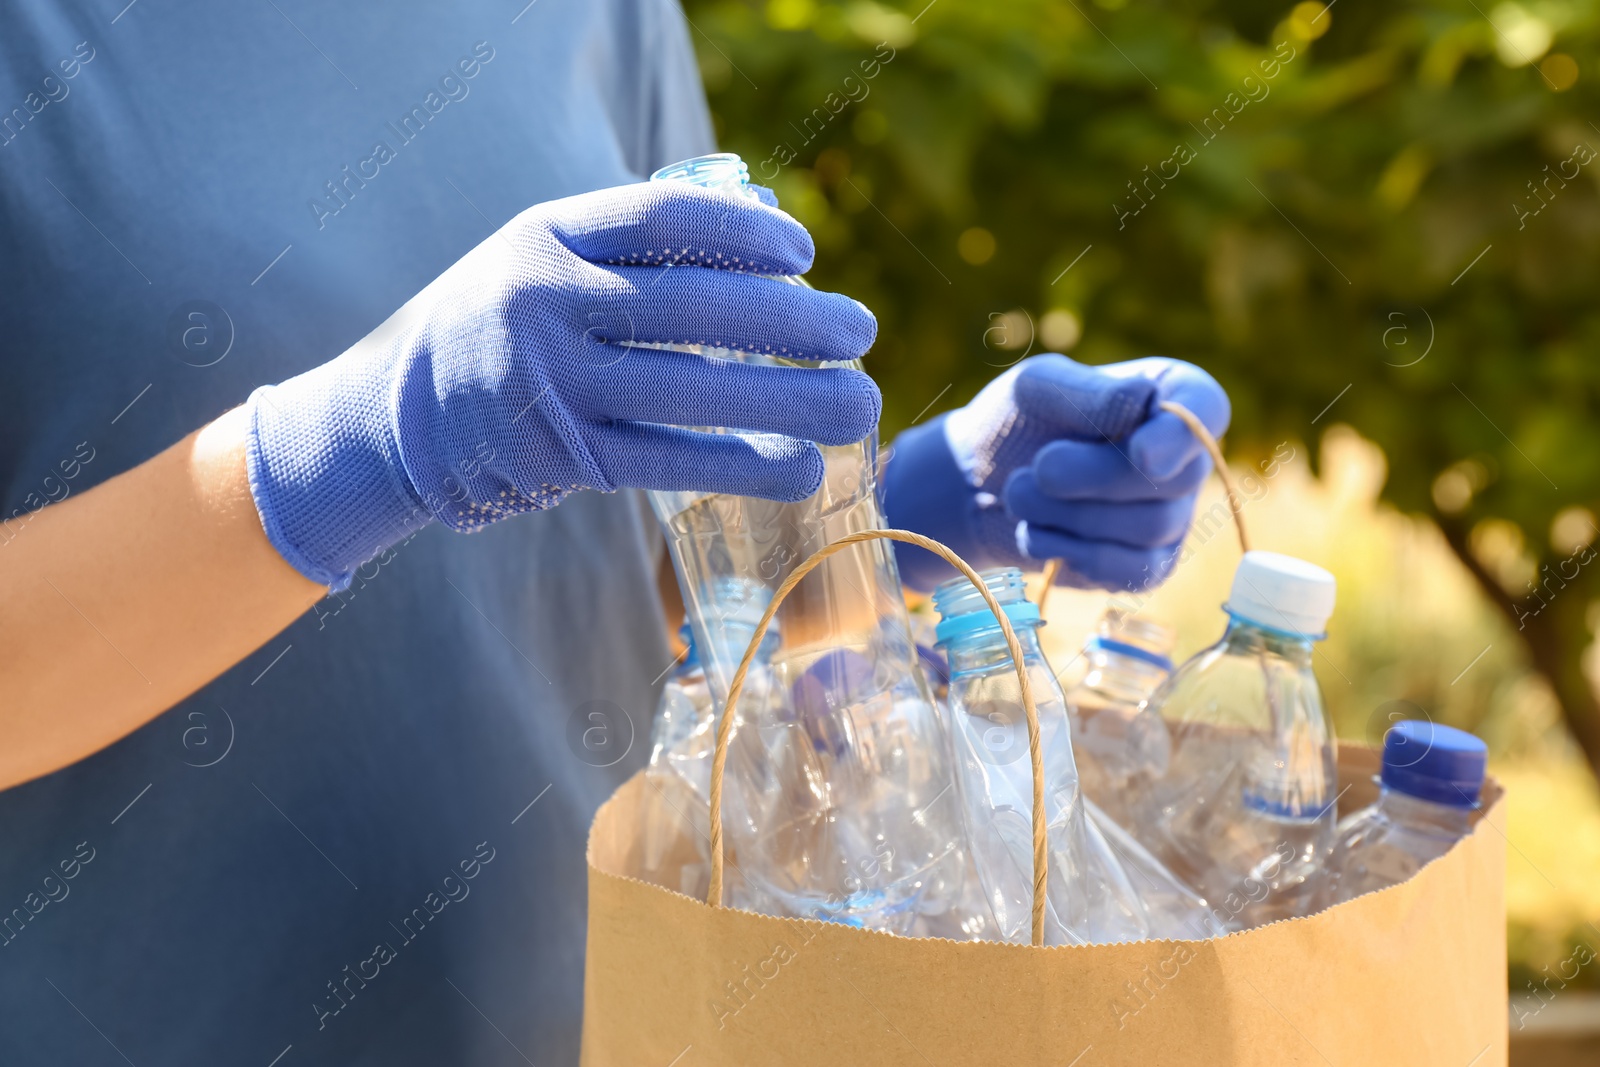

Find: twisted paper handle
704;529;1051;947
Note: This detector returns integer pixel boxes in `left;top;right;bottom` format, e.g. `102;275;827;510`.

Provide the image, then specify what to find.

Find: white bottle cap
1225;551;1336;639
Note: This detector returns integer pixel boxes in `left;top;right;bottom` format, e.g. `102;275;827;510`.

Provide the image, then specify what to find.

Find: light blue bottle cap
934;600;1040;645
931;566;1041;645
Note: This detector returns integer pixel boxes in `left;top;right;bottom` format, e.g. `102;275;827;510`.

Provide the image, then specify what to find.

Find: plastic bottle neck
931;568;1043;659
1080;644;1170;704
943;618;1046;675
1220;617;1317;667
651;153;760;202
1375;785;1476;838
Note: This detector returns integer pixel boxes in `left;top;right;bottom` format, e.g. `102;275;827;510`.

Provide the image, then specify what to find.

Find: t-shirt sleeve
641;0;717;172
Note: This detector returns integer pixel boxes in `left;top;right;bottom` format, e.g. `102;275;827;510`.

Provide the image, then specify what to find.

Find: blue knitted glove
885;355;1229;592
246;181;879;588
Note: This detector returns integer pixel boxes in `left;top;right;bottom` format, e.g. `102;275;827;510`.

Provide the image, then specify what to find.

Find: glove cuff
885;414;1020;591
245;350;433;591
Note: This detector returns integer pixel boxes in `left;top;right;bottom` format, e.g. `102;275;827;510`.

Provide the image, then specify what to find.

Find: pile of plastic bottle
631;150;1488;944
633;550;1489;944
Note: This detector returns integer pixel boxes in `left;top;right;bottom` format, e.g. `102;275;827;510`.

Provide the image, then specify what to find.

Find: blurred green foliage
684;0;1600;780
686;0;1600;994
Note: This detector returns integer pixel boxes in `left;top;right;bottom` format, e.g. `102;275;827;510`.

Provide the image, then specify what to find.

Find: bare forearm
0;406;324;789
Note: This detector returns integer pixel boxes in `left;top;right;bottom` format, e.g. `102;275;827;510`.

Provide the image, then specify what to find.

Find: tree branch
1435;514;1600;778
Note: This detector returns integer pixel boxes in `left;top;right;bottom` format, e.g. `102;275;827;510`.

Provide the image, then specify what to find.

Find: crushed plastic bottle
643;154;966;932
1066;608;1177;832
1323;720;1486;905
637;624;717;898
909;848;998;941
1050;607;1225;938
933;567;1163;945
1133;551;1339;930
1083;797;1227;939
635;618;789;912
907;630;991;942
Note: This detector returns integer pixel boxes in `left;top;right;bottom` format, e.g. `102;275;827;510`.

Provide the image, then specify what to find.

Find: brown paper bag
583;532;1507;1066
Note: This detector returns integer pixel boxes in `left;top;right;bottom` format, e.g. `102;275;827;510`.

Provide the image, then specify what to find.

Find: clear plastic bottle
636;619;786;910
1134;551;1339;931
906;636;994;942
637;624;716;898
1323;720;1486;905
1083;797;1228;939
1059;610;1223;936
1066;609;1177;831
644;154;964;932
909;849;998;942
933;567;1156;945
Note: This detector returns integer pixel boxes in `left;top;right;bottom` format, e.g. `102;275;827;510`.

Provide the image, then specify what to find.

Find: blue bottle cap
1381;720;1487;808
790;649;876;756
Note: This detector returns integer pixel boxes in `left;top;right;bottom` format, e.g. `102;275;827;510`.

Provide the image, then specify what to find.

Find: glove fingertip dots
438;482;578;533
727;195;815;276
590;184;815;278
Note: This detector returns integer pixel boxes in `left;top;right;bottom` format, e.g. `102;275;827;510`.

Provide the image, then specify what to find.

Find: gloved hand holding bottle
885;354;1230;592
248;180;881;588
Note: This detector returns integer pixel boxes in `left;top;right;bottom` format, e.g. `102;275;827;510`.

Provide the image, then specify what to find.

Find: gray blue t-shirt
0;2;712;1063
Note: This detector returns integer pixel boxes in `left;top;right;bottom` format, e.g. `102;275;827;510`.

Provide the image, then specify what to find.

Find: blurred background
682;0;1600;1050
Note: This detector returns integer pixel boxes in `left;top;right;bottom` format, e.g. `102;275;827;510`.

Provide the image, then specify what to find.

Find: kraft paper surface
582;746;1507;1066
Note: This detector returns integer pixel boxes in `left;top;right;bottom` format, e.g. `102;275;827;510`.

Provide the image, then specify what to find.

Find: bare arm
0;179;880;792
0;406;324;790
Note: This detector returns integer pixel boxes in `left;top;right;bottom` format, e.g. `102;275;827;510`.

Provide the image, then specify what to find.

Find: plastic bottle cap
790;649;876;756
1381;720;1488;807
1224;551;1336;639
933;599;1040;645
